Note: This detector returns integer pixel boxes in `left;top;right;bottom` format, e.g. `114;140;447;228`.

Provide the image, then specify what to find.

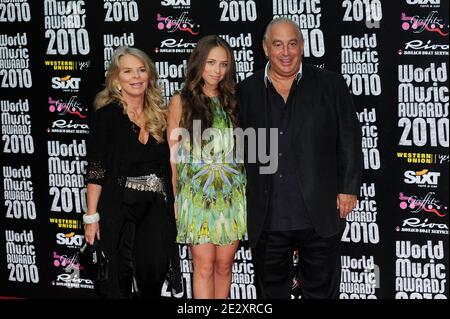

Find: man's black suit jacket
237;63;362;248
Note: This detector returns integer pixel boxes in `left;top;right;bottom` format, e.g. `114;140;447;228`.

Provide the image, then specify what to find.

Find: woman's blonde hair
94;46;166;143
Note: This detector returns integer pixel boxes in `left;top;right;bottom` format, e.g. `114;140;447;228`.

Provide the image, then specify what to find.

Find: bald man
238;18;362;299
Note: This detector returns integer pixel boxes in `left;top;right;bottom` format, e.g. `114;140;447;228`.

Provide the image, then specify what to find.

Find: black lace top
86;103;170;187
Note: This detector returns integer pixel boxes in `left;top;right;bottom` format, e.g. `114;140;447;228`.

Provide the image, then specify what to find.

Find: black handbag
79;241;109;283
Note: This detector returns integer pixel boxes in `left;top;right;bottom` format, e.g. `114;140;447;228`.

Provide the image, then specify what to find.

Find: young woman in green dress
167;35;246;299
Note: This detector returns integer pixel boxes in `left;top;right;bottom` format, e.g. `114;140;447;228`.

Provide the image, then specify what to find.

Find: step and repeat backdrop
1;0;448;299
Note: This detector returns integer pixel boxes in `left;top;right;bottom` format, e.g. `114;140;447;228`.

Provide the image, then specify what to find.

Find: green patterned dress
176;97;247;246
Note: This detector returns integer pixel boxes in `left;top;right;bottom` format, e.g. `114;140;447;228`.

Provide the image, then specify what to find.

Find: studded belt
125;174;167;200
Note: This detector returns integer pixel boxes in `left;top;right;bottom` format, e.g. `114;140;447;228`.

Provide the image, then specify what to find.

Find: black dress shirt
264;79;312;231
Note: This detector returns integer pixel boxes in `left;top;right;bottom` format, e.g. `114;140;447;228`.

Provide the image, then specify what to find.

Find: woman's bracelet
83;212;100;224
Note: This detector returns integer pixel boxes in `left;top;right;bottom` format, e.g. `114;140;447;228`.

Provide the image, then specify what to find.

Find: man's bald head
263;18;303;44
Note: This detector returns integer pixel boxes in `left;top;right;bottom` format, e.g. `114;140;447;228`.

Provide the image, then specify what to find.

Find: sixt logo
406;0;440;6
404;169;440;187
56;232;84;247
161;0;190;8
51;75;81;92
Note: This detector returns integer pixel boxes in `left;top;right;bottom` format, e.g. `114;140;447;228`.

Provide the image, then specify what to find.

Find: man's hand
337;194;357;218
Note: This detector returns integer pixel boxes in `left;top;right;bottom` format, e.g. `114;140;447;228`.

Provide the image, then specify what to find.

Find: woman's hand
86;184;102;244
84;222;100;245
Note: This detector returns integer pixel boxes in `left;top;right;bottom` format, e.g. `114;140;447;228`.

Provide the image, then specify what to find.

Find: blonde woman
84;46;180;298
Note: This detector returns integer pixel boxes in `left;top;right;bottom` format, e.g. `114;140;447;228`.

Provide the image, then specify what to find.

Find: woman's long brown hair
180;35;237;135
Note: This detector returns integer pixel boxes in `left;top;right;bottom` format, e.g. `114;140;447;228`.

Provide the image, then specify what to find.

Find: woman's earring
117;85;122;92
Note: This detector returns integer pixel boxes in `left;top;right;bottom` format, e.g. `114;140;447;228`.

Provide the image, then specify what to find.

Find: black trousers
116;188;169;299
253;228;341;299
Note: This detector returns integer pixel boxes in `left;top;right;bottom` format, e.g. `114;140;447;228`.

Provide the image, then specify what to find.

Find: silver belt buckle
146;176;154;187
